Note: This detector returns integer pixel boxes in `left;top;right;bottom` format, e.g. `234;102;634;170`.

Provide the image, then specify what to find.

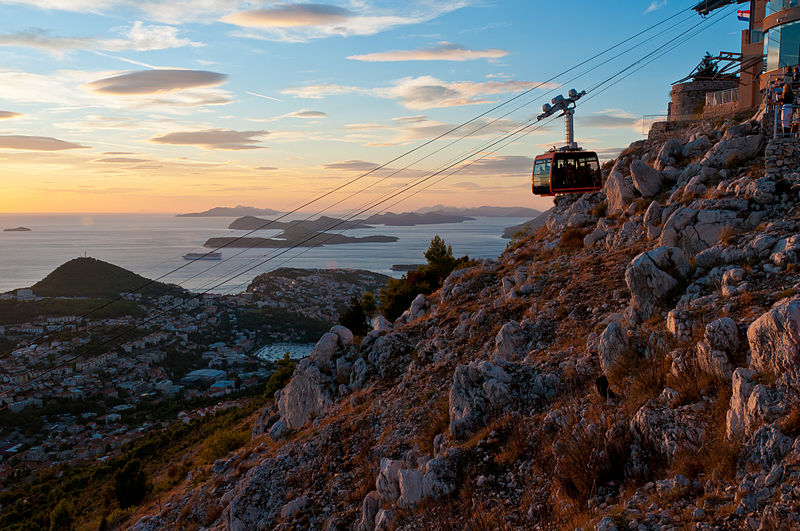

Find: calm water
0;213;528;294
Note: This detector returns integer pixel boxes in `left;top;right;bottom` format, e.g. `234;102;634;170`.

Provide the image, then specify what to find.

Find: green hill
31;257;181;298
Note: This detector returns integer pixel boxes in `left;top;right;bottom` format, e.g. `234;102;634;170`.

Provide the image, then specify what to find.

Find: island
177;205;281;217
3;226;31;232
204;227;397;248
228;215;373;231
416;205;541;217
361;211;473;226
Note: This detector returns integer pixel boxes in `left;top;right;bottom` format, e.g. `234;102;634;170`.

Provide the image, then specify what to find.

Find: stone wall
669;79;739;121
765;138;800;179
703;101;738;120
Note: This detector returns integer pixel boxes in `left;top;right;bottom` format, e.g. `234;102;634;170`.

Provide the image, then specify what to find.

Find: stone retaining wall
703;101;737;120
765;138;800;179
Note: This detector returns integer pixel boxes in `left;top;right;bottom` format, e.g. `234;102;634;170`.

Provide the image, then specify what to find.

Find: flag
737;9;750;22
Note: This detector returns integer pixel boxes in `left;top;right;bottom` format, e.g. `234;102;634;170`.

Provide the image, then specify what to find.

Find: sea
0;213;531;295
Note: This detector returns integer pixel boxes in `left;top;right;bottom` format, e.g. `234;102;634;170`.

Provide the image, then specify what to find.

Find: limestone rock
682;134;711;158
741;424;793;469
269;420;289;441
625;246;692;320
699;134;764;168
643;200;663;240
604;163;636;215
655;137;682;170
726;368;772;440
422;458;454;499
660;207;741;258
493;321;524;361
631;402;705;462
631;159;666;197
449;361;511;439
356;491;380;531
280;496;308;519
277;364;334;430
374;509;395;531
375;458;405;503
597;321;628;381
704;317;739;353
397;469;424;508
747;297;800;375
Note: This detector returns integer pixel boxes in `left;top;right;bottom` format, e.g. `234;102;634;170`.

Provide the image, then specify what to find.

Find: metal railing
771;103;800;139
705;87;739;107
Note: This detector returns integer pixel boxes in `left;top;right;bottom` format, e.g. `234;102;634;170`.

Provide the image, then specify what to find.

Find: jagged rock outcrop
630;159;667;197
659;207;741;257
696;317;738;381
604;163;636;214
625;246;692;320
747;297;800;375
276;325;355;430
699;134;764;168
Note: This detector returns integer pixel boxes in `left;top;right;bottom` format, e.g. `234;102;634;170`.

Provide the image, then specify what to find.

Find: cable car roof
691;0;747;16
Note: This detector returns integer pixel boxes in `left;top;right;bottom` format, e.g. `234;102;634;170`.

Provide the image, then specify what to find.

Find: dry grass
717;224;738;245
413;392;450;455
559;228;587;251
552;405;630;504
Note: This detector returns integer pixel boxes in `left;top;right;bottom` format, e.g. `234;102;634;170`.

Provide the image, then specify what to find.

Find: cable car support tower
537;88;586;151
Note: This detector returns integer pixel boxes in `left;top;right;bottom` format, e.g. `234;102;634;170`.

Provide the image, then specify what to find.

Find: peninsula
3;227;31;232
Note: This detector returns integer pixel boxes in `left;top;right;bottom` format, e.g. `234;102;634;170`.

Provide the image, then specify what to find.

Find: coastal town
0;260;388;479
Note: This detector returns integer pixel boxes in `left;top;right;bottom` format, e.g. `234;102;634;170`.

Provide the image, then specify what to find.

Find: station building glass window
767;0;800;16
766;20;800;70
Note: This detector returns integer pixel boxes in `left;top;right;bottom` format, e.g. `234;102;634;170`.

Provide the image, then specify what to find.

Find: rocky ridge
132;115;800;530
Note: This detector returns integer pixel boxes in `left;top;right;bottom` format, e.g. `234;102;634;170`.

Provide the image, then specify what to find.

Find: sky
0;0;746;214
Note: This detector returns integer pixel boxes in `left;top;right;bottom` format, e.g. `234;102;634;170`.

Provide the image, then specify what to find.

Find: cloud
0;134;88;150
451;155;533;177
645;0;667;13
348;42;508;62
250;109;328;122
150;129;268;150
255;166;277;170
0;111;21;119
287;110;327;119
452;181;481;190
323;160;378;171
0;23;201;56
93;157;152;163
100;21;204;51
223;2;472;43
284;76;557;109
223;4;353;27
579;110;641;131
87;69;227;95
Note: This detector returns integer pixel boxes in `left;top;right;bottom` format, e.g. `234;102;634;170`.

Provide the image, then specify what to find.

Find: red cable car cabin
531;150;602;196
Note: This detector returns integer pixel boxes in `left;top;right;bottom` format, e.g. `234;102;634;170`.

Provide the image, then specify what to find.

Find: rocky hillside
131;116;800;530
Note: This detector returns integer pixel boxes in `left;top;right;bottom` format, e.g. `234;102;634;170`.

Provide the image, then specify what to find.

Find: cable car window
532;159;551;190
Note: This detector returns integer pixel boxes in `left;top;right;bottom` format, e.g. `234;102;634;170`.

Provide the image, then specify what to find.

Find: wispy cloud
283;76;558;110
223;2;473;43
0;23;202;57
150;129;269;150
0;134;88;150
645;0;667;13
0;111;22;119
348;42;508;62
250;109;328;122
